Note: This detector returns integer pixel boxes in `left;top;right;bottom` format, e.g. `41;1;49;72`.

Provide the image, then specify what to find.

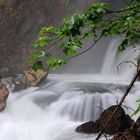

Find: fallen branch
95;69;140;140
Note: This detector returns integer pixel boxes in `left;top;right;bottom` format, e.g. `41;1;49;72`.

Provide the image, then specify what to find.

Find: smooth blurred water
0;73;140;140
0;38;140;140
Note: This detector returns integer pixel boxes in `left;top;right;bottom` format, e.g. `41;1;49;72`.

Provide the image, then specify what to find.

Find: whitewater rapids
0;74;140;140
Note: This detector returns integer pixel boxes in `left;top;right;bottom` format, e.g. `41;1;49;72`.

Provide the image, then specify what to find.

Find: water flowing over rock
0;80;9;111
0;74;140;140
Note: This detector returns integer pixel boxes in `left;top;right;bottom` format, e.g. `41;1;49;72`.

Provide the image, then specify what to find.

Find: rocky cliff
0;0;96;77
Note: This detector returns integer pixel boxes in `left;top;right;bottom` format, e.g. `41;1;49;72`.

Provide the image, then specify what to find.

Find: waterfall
0;39;140;140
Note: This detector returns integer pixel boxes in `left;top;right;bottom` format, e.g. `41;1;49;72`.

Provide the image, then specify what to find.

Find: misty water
0;39;140;140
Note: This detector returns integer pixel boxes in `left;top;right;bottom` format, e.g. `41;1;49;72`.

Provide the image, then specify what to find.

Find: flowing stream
0;39;140;140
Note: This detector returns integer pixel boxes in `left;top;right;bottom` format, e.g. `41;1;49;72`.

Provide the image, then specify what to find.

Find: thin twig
108;5;140;13
122;0;131;6
117;61;137;73
122;104;135;112
96;106;104;111
95;69;140;140
68;36;102;60
46;38;62;52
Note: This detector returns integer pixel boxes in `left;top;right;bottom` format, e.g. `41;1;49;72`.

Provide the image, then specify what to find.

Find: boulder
24;68;47;86
75;105;134;135
97;105;133;135
76;121;101;134
112;116;140;140
0;80;9;111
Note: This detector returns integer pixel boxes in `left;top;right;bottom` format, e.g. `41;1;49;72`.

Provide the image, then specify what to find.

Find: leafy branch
27;1;140;73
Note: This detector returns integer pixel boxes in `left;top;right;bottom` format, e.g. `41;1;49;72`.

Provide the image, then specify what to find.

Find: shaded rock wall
0;0;96;77
0;0;125;77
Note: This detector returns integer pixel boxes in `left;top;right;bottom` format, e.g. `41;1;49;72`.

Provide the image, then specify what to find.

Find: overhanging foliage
28;0;140;72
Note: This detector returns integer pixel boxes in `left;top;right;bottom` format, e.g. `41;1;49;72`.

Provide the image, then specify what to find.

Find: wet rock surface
0;80;9;111
76;105;134;135
76;121;101;134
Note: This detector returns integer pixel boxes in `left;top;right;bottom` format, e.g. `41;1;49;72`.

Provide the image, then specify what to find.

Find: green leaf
61;38;82;55
118;39;129;52
27;57;38;64
131;99;140;117
32;50;46;58
27;1;140;74
47;58;67;71
32;61;43;71
39;26;55;34
83;30;96;39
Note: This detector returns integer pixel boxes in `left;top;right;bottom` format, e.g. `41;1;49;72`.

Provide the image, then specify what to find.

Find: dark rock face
0;0;49;76
0;0;96;77
0;80;9;111
98;105;133;135
76;105;134;135
112;116;140;140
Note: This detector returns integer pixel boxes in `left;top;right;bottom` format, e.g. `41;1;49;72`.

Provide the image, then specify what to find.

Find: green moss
0;0;5;6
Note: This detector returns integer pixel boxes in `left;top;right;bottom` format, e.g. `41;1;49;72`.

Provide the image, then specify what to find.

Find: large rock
0;80;9;111
24;68;47;86
76;105;134;135
112;116;140;140
76;121;101;134
98;105;133;135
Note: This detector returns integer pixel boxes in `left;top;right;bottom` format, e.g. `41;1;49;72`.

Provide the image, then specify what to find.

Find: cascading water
0;39;140;140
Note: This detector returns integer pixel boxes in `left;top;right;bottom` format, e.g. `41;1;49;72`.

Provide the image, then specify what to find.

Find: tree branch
108;5;140;14
68;35;102;60
46;38;62;52
117;61;137;73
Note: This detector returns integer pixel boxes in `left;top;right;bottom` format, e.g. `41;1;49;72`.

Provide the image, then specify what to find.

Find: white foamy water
0;74;140;140
1;38;140;140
